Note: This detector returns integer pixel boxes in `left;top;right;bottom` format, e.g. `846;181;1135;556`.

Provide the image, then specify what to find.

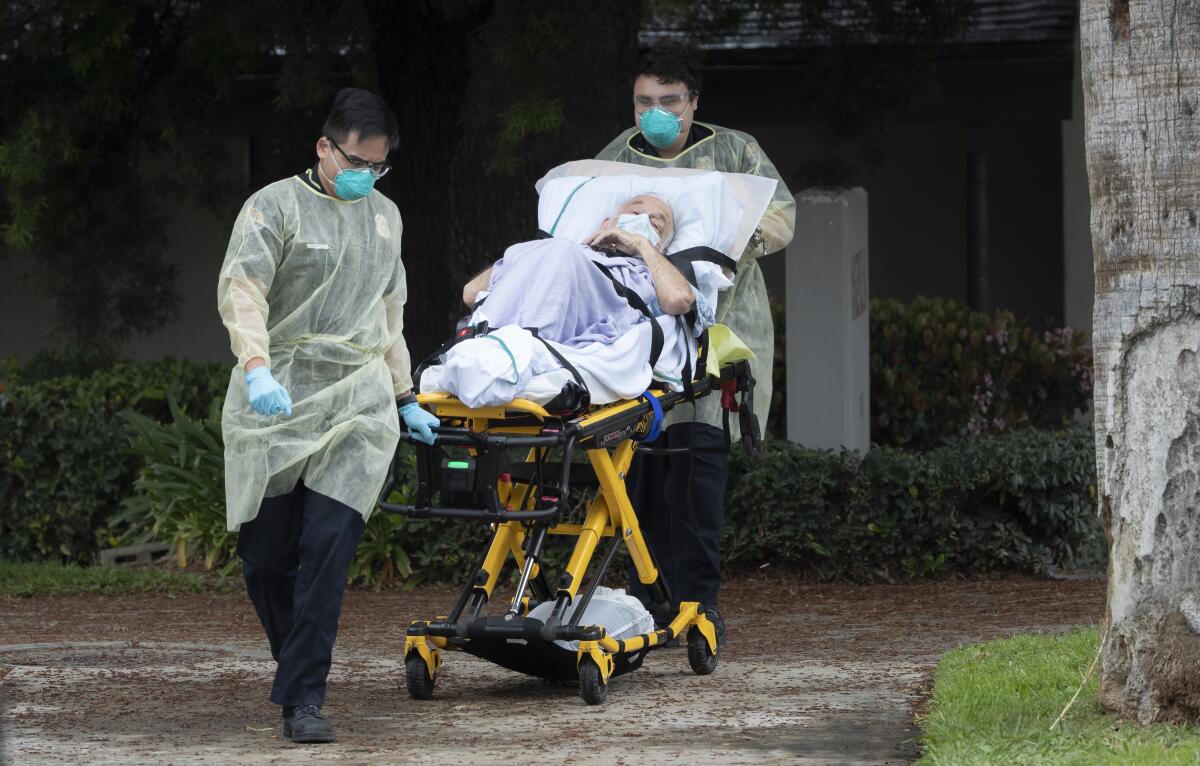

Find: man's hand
245;366;293;417
585;228;694;315
399;401;439;445
583;227;656;257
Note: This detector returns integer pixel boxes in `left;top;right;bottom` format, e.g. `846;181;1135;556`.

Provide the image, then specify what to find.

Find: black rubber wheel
405;653;436;700
687;626;719;675
579;658;608;705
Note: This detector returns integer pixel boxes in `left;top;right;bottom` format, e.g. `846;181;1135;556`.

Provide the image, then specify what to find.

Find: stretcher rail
396;427;566;449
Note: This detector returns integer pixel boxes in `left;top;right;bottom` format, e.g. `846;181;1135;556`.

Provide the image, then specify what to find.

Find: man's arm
463;266;492;307
583;228;694;315
639;244;694;315
740;138;797;259
382;212;414;399
217;196;284;371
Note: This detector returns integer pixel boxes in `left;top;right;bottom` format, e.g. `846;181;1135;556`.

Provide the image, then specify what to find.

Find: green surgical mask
640;107;682;149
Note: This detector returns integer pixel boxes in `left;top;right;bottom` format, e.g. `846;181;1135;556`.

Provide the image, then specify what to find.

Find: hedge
725;423;1102;580
0;359;228;562
869;297;1093;449
2;357;1102;583
767;296;1093;448
116;410;1100;584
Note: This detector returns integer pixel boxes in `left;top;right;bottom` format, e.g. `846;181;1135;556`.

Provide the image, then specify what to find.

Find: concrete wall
755;118;1065;327
1;195;235;365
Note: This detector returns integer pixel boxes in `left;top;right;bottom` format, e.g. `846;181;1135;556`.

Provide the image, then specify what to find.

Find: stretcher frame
377;360;756;705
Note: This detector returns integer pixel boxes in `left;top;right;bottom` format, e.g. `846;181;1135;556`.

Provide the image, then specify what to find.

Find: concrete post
786;188;870;452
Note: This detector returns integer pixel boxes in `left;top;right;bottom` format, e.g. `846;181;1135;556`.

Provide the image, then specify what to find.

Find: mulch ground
0;574;1106;765
0;573;1106;661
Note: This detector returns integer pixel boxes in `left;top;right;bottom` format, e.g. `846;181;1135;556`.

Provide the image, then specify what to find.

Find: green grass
920;627;1200;765
0;560;230;597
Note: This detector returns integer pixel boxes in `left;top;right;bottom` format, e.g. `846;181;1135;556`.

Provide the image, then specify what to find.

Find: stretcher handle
376;501;561;522
398;427;566;449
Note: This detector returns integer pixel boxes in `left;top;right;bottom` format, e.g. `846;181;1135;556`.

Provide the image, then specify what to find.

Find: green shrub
767;296;1092;446
115;410;441;590
114;396;234;573
5;352;1100;584
347;512;413;588
725;422;1101;580
0;359;228;563
110;388;1100;584
870;296;1093;448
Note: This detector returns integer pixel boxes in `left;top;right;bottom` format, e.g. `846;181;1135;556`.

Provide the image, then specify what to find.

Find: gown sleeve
216;193;287;369
737;137;796;260
382;211;413;397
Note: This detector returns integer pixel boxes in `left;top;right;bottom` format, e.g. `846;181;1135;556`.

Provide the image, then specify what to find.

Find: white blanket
420;313;698;409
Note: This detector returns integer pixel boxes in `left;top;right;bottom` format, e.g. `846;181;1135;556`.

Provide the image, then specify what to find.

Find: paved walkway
0;577;1105;765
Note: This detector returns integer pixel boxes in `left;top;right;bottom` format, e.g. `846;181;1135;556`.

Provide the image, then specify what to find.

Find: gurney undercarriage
377;355;759;705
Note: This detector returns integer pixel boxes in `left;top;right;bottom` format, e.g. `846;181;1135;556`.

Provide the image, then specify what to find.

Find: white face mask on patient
616;213;661;249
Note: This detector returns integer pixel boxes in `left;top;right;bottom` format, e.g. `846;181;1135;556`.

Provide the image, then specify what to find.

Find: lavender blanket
476;237;659;348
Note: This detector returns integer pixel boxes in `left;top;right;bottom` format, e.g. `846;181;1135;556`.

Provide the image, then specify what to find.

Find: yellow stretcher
376;353;758;705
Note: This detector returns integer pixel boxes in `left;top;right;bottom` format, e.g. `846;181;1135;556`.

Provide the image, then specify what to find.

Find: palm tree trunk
1081;0;1200;724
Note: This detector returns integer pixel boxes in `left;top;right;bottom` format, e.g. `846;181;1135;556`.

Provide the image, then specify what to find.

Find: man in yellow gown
596;46;796;641
217;88;436;743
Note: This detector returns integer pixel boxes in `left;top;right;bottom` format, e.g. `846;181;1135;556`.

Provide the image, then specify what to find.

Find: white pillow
537;172;742;256
535;160;779;263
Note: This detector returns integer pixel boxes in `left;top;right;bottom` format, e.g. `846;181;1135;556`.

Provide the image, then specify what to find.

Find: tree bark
1081;0;1200;724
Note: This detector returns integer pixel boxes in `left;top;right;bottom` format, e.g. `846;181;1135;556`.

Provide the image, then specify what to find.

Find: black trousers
237;481;366;707
627;421;728;613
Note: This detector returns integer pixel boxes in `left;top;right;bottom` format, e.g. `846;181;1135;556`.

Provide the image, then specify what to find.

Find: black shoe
284;705;335;743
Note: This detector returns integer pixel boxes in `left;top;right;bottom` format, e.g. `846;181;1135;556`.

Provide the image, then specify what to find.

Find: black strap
679;320;695;401
590;260;665;369
695;327;710;382
526;327;591;414
670;245;737;273
722;403;732;451
663;247;731;332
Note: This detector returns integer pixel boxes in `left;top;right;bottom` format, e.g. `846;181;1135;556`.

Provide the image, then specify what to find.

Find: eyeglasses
326;137;391;178
633;91;695;112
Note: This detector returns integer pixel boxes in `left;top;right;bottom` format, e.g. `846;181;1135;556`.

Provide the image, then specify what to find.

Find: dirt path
0;576;1104;765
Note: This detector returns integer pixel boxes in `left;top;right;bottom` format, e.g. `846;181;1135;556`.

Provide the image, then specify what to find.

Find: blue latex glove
399;401;439;445
245;366;293;417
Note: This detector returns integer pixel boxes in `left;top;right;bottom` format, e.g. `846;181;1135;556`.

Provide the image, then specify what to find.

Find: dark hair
633;44;702;95
322;87;400;150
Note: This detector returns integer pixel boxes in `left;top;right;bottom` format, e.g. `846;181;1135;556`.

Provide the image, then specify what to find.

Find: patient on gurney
419;194;720;410
461;194;699;336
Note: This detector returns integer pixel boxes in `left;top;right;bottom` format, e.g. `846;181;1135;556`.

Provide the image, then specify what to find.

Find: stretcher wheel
578;658;608;705
405;654;437;700
687;627;718;675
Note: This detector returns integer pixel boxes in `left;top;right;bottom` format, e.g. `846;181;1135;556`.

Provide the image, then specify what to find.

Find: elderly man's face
618;194;675;247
